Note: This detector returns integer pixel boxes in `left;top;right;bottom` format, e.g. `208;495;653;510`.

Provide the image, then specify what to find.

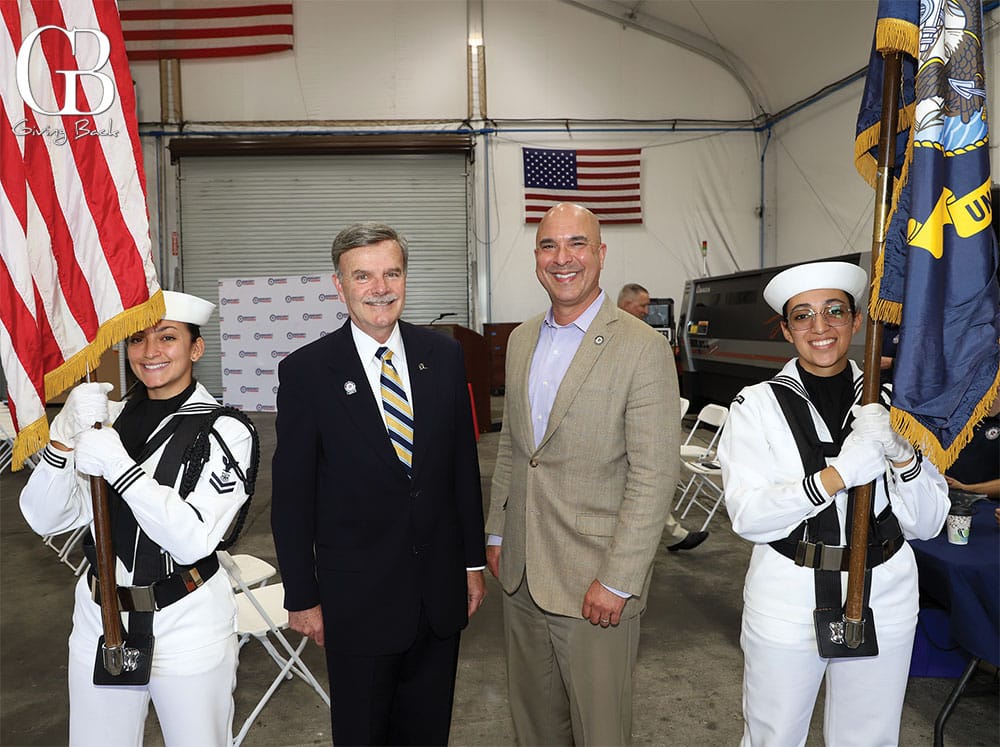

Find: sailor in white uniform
20;291;258;747
719;262;948;747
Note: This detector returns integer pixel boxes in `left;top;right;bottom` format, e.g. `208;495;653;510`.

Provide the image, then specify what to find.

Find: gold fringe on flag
891;359;1000;473
11;416;47;473
43;292;165;401
875;17;918;57
9;291;165;471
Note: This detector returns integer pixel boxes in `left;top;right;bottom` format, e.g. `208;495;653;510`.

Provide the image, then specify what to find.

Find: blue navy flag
855;0;1000;471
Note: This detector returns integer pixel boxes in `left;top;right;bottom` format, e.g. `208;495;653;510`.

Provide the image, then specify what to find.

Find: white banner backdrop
218;273;348;412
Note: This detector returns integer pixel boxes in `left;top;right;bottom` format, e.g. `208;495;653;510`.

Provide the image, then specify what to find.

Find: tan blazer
486;295;680;619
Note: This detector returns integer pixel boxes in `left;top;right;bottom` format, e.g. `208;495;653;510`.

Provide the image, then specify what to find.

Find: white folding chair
677;457;726;531
674;404;729;530
226;553;277;591
218;550;330;747
679;396;690;421
675;404;729;507
43;526;91;575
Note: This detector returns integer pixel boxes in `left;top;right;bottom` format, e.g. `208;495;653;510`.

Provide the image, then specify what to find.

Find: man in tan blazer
485;203;681;745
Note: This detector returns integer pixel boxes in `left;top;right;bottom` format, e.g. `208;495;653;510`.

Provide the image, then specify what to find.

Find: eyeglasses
785;303;853;331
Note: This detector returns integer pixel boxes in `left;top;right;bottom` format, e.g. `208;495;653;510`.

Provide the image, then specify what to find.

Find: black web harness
85;406;259;630
765;381;903;656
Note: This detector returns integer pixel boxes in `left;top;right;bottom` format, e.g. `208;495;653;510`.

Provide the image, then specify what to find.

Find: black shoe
667;530;709;552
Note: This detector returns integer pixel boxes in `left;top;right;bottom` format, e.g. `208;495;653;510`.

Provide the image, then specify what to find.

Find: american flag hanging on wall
0;0;163;469
523;147;643;224
119;1;293;61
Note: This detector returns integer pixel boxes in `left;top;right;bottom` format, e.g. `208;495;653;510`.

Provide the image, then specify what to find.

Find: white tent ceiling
561;0;993;119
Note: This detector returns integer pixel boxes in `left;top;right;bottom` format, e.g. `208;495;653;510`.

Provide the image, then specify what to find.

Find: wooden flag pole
89;464;125;674
844;50;903;647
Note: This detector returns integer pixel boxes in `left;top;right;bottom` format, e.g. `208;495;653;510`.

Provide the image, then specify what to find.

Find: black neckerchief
115;380;197;460
797;362;854;443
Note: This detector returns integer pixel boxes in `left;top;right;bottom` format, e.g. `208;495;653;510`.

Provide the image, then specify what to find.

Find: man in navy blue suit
271;222;486;745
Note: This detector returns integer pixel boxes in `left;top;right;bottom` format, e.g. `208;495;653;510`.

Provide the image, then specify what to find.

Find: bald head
533;202;607;325
536;203;602;246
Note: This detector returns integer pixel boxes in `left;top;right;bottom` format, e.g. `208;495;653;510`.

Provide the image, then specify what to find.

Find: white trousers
740;607;916;747
68;636;237;747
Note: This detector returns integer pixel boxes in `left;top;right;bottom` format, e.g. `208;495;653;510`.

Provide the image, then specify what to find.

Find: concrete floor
2;405;997;746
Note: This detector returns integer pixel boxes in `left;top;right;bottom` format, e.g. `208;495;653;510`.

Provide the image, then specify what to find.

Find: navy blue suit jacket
271;320;486;655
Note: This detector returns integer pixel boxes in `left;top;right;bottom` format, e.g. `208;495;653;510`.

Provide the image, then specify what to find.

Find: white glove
828;429;887;489
75;427;136;483
49;382;112;448
850;403;914;464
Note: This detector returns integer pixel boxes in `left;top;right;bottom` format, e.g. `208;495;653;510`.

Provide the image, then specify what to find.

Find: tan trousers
502;576;640;746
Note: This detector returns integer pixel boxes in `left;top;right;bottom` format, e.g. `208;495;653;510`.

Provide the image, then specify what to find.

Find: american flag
523;147;642;224
119;1;293;61
0;0;163;469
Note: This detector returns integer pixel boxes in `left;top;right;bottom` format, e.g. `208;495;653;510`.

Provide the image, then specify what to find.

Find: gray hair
617;283;649;305
330;222;409;278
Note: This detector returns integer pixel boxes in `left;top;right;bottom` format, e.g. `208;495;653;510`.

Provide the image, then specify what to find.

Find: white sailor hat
763;261;868;315
162;290;215;326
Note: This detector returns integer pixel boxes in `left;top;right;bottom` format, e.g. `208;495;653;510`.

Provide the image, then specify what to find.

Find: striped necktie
376;346;413;476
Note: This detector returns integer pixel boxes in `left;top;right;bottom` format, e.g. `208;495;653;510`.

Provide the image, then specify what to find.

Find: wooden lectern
422;324;491;434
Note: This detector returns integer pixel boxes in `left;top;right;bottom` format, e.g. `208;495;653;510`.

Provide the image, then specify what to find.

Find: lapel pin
344;380;357;395
418;363;428;371
594;335;605;345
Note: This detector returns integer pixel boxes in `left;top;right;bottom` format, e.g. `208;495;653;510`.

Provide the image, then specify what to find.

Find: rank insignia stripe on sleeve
210;472;237;494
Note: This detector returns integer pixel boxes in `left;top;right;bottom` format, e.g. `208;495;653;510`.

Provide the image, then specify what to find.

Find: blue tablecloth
910;501;999;667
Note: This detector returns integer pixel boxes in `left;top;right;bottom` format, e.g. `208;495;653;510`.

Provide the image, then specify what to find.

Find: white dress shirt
349;322;413;422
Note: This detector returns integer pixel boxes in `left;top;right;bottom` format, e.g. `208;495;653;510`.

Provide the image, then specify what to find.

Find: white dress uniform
720;359;949;747
19;382;254;747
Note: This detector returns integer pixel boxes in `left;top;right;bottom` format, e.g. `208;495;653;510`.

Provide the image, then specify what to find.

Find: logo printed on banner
16;26;115;116
222;333;241;341
219;271;347;413
337;311;349;320
224;368;244;376
220;298;239;305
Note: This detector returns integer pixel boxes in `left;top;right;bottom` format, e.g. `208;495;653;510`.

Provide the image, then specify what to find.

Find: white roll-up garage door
176;153;470;398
